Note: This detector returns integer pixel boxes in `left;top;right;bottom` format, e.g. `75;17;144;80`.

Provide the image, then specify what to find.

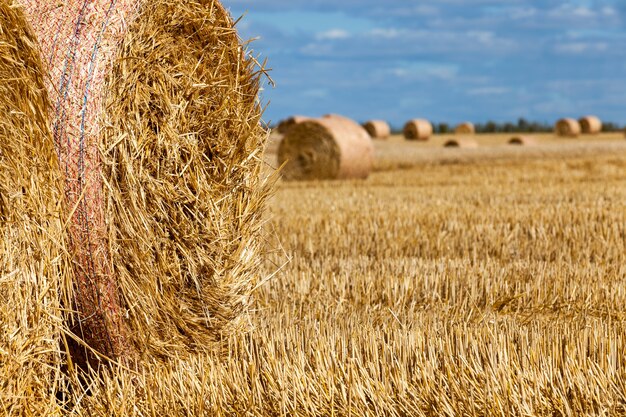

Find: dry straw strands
0;3;69;413
455;122;475;135
278;114;374;180
509;136;537;146
555;118;581;137
15;0;270;371
277;115;312;134
101;0;269;361
363;120;391;139
403;119;433;141
445;138;479;148
579;115;602;134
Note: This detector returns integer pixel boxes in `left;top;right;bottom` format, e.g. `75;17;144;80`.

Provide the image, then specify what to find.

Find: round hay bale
277;115;311;134
555;118;581;137
444;138;479;148
0;2;68;410
278;115;374;181
363;120;391;139
454;122;475;135
578;115;602;134
403;119;433;141
22;0;269;364
508;136;537;146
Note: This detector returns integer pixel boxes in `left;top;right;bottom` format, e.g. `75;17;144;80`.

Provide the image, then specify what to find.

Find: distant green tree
437;123;450;134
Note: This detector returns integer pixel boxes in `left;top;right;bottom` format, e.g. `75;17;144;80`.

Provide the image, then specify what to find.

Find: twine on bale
278;114;374;181
0;3;69;412
455;122;475;135
19;0;270;368
21;0;140;368
578;116;602;135
555;118;581;137
403;119;432;141
363;120;391;140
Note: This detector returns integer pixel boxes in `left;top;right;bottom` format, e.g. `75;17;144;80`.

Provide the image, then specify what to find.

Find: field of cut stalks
196;133;626;416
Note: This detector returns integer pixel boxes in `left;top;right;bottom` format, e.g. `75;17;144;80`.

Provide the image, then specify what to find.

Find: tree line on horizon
391;118;623;135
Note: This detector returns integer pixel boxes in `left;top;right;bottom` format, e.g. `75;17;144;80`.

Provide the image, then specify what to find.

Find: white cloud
368;28;403;39
555;42;608;54
391;63;459;81
467;87;511;96
315;29;351;41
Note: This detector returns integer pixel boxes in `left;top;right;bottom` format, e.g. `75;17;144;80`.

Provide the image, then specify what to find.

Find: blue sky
226;1;626;128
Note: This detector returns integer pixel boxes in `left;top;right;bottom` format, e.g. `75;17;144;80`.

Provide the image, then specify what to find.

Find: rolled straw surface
509;136;537;146
363;120;391;139
444;138;479;148
555;118;581;137
278;115;374;181
578;116;602;134
21;0;269;364
403;119;432;140
455;122;475;135
277;115;311;134
0;2;69;412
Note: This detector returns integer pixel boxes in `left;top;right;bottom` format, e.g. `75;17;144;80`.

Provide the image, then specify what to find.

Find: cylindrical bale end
555;118;581;137
508;136;537;146
403;119;432;141
363;120;391;139
278;115;374;181
444;138;479;148
578;116;602;134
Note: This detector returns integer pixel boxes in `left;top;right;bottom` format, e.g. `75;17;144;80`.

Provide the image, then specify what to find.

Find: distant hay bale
278;114;374;181
403;119;433;141
578;115;602;134
363;120;391;139
508;136;537;146
21;0;269;366
555;118;581;137
444;138;479;148
455;122;475;135
277;115;311;134
0;3;68;412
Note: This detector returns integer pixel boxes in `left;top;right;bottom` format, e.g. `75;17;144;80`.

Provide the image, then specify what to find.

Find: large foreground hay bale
444;138;479;148
0;3;68;413
277;115;311;134
455;122;475;135
278;114;374;181
578;115;602;134
20;0;269;366
363;120;391;139
403;119;432;141
555;118;581;137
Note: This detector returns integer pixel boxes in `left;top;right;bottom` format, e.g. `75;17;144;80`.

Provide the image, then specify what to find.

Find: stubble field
74;133;626;416
175;132;625;416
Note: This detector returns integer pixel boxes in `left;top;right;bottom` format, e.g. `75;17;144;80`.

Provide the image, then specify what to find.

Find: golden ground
9;133;624;416
244;132;626;415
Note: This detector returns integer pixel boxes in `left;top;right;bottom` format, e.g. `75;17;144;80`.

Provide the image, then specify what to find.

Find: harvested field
243;132;626;416
3;102;626;414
